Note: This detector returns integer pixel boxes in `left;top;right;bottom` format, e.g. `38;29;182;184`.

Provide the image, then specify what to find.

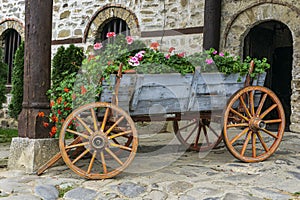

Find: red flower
51;115;58;122
81;85;87;95
57;97;63;104
50;100;55;108
177;52;185;58
106;32;116;38
38;112;45;117
43;122;49;128
150;42;159;50
64;107;71;111
49;126;57;137
64;88;69;93
169;47;175;53
58;109;62;115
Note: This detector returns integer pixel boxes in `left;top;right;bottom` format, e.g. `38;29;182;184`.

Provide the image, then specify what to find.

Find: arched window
95;18;130;43
3;29;21;85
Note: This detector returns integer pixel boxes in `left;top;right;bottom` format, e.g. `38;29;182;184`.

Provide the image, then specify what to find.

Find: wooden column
203;0;221;51
18;0;53;138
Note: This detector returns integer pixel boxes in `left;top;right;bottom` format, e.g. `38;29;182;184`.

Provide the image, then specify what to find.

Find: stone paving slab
0;131;299;199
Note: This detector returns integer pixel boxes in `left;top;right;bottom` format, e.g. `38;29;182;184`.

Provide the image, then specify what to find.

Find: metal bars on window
3;29;21;84
100;18;130;43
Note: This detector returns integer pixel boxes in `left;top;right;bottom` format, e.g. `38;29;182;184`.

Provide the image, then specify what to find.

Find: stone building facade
0;0;299;132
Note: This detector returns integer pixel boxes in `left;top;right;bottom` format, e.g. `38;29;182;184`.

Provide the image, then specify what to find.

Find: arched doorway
244;20;292;130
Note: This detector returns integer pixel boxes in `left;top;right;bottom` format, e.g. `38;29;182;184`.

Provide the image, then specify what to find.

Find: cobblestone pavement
0;130;299;200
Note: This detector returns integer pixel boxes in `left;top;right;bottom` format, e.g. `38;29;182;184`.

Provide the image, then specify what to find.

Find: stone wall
0;0;205;54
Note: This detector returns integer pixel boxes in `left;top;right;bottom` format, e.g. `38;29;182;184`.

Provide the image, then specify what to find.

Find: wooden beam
18;0;53;138
203;0;221;51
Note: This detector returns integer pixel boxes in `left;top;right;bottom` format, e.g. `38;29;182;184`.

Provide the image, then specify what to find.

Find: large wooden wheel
223;86;285;162
59;102;138;179
173;118;222;151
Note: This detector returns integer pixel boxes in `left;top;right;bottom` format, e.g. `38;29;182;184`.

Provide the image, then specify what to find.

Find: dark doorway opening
244;20;292;130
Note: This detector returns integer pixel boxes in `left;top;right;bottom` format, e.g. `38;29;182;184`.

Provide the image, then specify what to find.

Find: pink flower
106;32;116;38
135;51;145;61
213;50;218;55
128;56;140;66
93;42;103;50
126;36;134;44
165;54;171;59
205;58;214;65
177;52;185;58
219;52;224;57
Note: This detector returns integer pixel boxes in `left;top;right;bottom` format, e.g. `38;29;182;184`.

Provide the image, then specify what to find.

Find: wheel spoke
230;127;249;145
257;131;269;152
261;128;278;139
239;95;252;118
76;116;94;135
178;120;197;131
90;108;98;131
260;104;278;119
227;123;249;128
105;116;125;135
108;130;132;140
65;142;89;149
230;108;249;122
193;125;201;148
66;129;89;139
208;125;220;139
100;151;107;174
101;108;110;131
241;131;252;156
110;143;132;151
256;93;268;116
105;147;124;165
183;125;198;143
72;149;89;164
252;133;256;158
87;151;97;174
264;119;282;124
203;125;210;146
249;90;255;116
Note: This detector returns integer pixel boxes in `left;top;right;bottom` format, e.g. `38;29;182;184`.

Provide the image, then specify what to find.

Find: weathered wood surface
100;72;266;116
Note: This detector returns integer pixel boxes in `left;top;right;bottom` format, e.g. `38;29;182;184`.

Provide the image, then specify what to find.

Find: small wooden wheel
223;86;285;162
59;102;138;179
173;118;222;151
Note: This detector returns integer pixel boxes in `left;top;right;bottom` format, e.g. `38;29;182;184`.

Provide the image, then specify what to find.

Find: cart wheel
59;102;138;179
173;118;222;151
223;86;285;162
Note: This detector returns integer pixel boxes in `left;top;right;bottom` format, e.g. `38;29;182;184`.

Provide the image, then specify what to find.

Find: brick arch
0;18;25;40
83;4;140;44
221;2;300;54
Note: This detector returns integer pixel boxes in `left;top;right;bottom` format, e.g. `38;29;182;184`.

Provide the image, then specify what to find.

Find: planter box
100;72;266;116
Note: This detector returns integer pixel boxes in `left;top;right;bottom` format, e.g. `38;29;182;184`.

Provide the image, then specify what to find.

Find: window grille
96;18;130;43
3;29;21;85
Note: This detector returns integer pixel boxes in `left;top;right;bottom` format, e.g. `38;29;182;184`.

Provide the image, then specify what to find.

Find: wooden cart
38;62;285;179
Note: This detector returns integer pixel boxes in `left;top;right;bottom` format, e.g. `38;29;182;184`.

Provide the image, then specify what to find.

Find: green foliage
8;42;24;119
0;48;8;109
51;44;84;94
0;128;18;143
187;48;270;80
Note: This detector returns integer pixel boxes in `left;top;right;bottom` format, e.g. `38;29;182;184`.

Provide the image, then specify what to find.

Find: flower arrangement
43;32;270;137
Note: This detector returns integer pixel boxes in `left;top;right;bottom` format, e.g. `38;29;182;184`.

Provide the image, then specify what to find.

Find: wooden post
18;0;53;138
203;0;221;51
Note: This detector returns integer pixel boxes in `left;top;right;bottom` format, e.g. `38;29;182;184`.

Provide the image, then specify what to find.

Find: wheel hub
90;133;108;151
249;117;266;131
